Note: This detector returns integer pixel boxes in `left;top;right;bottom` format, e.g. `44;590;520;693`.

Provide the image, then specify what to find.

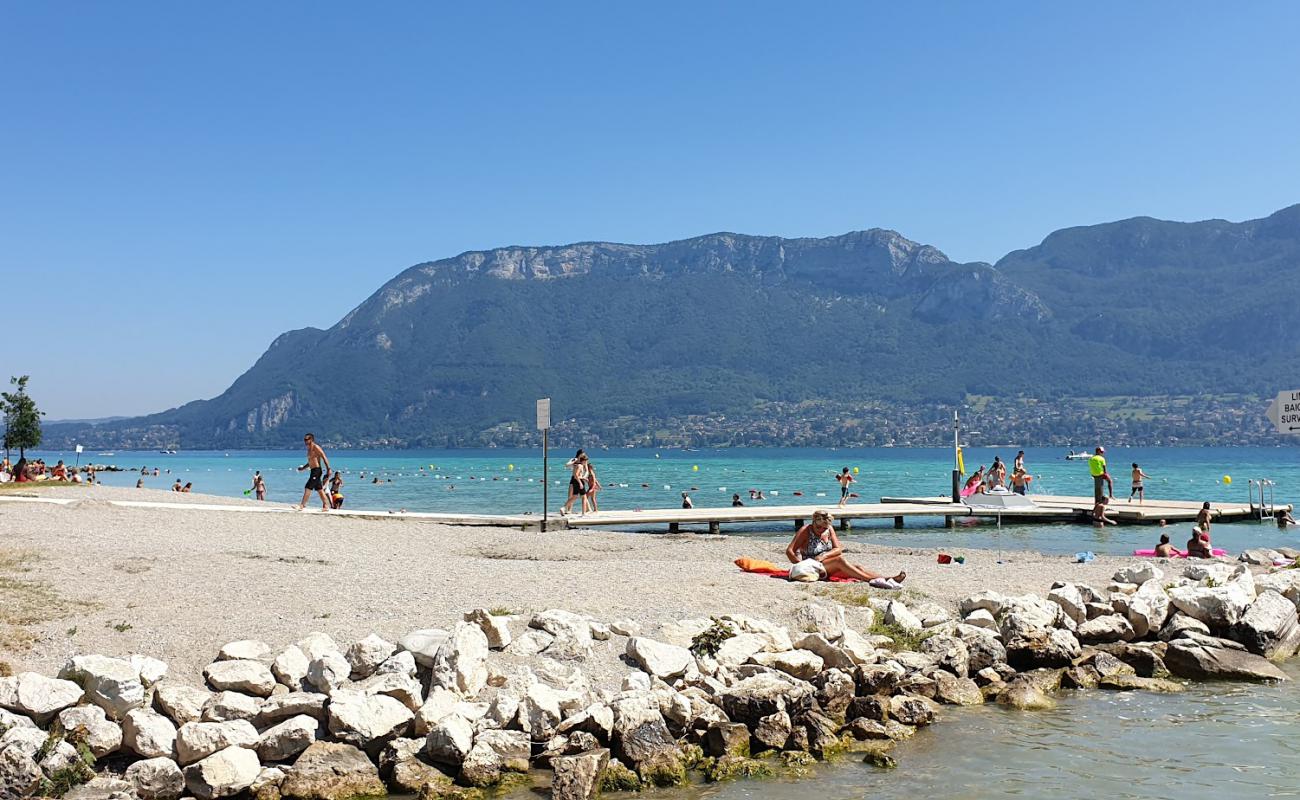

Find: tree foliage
2;375;43;457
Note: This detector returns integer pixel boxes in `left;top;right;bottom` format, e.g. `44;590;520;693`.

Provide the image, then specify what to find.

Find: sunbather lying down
787;510;906;588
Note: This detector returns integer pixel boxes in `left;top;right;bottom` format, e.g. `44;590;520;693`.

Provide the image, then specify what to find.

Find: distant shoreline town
41;394;1289;451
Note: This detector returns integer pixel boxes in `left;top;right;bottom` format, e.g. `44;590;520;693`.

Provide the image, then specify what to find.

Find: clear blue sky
4;2;1299;419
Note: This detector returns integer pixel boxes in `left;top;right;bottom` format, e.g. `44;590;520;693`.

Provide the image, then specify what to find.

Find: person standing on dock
836;467;855;508
1129;463;1150;503
296;433;332;511
1088;447;1112;502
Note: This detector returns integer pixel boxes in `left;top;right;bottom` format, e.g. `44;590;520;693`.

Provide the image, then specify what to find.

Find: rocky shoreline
3;554;1299;800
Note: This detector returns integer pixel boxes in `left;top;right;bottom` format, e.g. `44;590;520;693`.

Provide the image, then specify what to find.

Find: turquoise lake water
39;445;1299;556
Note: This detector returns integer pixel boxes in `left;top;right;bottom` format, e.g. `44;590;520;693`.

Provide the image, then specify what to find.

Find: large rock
431;622;490;696
203;691;262;723
459;729;529;786
955;626;1007;673
716;673;813;727
1159;612;1211;642
423;713;473;766
996;680;1057;711
958;590;1007;617
883;601;923;633
184;745;261;799
59;655;145;720
205;660;276;697
1255;571;1300;607
0;708;36;736
888;695;937;726
374;650;417;678
0;672;84;722
0;746;43;799
381;738;445;794
58;704;123;757
464;610;512;650
933;673;983;706
529;610;593;661
123;708;178;759
1236;590;1300;659
218;641;272;662
305;652;351;694
281;742;384;800
295;633;339;662
1164;640;1290;682
1168;582;1254;630
626;638;692;680
751;710;791;751
1125;580;1171;639
750;650;824;680
792;633;852;670
1047;584;1088;625
714;633;768;667
1076;615;1135;644
521;682;564;740
176;719;259;765
126;757;185;800
1114;563;1162;585
345;635;397;680
272;646;310;689
610;694;683;783
550;748;609;800
257;693;328;726
1241;548;1285;566
793;602;847;640
400;629;449;669
327;691;413;747
1006;628;1080;670
257;714;318;762
921;635;970;678
152;682;212;726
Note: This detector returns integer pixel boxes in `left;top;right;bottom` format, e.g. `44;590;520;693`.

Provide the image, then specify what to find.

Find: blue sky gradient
4;2;1299;417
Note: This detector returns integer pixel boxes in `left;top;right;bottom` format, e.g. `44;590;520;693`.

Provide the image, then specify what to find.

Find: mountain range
46;205;1300;448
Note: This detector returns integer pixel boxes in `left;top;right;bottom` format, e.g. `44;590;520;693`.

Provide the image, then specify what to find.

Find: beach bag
788;559;826;582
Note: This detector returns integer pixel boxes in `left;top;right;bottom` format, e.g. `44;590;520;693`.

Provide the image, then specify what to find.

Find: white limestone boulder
123;708;178;759
183;745;260;799
58;704;122;757
625;638;692;680
204;660;276;697
125;756;185;800
345;634;397;680
0;672;84;723
176;719;258;766
153;681;212;726
431;622;490;696
256;714;318;762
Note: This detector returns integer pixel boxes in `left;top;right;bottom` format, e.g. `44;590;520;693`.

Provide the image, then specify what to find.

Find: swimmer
1092;496;1117;526
1154;533;1176;558
681;492;693;509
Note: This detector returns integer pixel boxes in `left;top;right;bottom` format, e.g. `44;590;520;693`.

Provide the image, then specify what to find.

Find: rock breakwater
2;559;1297;800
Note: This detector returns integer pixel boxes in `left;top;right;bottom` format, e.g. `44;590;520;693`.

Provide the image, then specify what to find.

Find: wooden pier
554;494;1291;533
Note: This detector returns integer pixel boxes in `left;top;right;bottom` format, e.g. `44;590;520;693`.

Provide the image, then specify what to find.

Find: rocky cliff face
43;208;1300;447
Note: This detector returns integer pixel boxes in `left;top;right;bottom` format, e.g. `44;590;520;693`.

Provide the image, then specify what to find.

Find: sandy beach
0;484;1128;686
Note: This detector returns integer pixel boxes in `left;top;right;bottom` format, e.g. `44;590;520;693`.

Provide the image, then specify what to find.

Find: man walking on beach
296;433;332;511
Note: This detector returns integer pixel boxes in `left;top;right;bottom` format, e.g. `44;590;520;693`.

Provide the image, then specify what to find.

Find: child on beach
836;467;855;508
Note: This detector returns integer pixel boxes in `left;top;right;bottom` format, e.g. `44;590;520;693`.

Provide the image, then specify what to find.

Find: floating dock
553;494;1291;533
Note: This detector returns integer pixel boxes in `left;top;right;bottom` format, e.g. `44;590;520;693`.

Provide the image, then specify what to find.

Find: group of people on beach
0;457;95;484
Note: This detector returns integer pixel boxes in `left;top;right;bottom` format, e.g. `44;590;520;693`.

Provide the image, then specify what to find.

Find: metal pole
951;411;961;503
542;428;549;532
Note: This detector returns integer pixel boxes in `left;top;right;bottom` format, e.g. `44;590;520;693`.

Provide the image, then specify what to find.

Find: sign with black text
1265;390;1300;434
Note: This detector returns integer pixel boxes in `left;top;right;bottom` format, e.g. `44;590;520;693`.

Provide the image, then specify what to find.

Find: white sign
75;444;83;454
536;398;551;431
1266;390;1300;434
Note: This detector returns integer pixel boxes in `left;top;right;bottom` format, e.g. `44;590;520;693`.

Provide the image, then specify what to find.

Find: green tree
2;375;43;459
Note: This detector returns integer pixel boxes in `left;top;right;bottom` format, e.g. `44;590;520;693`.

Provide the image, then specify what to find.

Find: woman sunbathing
786;510;906;587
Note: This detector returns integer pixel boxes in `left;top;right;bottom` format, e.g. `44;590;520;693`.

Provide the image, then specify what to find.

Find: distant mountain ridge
46;205;1300;448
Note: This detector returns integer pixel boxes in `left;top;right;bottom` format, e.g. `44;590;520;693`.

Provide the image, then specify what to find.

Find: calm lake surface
44;445;1299;555
28;445;1300;797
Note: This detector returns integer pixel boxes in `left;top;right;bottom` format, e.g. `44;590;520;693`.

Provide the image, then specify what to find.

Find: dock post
944;515;954;529
794;518;804;530
894;515;904;529
708;521;721;535
668;522;679;534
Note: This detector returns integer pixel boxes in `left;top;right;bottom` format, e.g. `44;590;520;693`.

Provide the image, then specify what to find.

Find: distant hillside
44;207;1300;448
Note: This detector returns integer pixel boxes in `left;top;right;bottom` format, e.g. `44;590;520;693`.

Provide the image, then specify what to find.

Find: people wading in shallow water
296;433;332;511
786;510;907;587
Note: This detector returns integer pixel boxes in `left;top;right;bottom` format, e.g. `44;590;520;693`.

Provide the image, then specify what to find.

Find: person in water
836;467;855;508
681;492;693;509
786;510;907;586
296;433;332;511
1092;496;1117;526
1129;463;1150;503
1010;467;1031;495
732;493;744;507
1278;509;1297;530
253;471;267;501
1196;502;1213;533
1154;533;1176;558
1186;528;1213;558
